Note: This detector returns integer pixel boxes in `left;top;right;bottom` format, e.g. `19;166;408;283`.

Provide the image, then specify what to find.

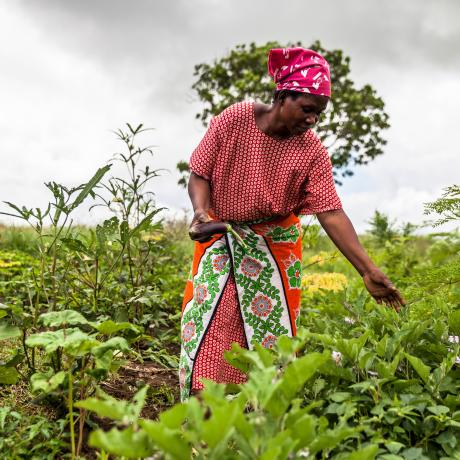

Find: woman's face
279;93;329;136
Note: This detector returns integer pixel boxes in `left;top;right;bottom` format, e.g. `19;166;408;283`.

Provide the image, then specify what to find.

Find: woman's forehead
297;93;330;109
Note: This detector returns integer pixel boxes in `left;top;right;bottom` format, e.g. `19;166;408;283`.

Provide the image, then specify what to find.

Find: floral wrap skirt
179;213;302;401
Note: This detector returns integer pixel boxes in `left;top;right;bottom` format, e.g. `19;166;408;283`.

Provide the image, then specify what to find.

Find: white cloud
0;1;458;236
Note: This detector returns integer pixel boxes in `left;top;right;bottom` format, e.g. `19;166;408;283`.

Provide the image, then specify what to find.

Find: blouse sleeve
188;116;221;181
296;145;342;215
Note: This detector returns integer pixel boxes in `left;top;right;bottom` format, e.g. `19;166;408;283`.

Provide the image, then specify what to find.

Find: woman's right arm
188;171;211;217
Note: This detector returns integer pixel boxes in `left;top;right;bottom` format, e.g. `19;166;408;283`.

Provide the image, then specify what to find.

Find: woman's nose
305;114;318;125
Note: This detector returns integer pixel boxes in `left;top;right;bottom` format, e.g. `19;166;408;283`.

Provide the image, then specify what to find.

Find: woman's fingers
393;289;406;306
379;293;403;312
189;220;229;241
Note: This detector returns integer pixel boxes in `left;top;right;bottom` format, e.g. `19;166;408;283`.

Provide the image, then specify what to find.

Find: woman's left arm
316;209;406;311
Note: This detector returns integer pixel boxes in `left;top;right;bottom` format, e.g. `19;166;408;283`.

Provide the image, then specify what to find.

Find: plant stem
68;368;76;460
93;256;99;311
226;224;248;251
21;330;33;371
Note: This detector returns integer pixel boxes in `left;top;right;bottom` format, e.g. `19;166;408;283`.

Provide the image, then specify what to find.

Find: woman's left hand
362;267;406;312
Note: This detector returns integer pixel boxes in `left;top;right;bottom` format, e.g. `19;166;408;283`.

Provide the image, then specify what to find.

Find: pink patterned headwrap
268;47;331;97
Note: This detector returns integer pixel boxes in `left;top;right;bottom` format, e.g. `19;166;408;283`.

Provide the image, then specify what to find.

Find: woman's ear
278;90;287;105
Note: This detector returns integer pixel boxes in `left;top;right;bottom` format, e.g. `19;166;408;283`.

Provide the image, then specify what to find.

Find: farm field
1;197;460;458
0;128;459;459
2;0;459;457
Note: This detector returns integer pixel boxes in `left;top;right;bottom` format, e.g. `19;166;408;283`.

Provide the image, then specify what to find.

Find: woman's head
267;47;331;136
268;47;331;97
272;90;329;136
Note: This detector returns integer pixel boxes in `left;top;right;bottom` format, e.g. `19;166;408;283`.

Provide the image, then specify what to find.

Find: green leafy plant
0;406;67;459
25;309;142;458
425;185;460;227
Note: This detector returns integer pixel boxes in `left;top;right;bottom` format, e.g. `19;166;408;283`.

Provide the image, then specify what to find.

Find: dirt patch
80;361;179;459
100;361;179;419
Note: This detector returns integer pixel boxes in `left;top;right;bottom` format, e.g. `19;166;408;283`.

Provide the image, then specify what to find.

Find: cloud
0;1;459;234
17;0;460;71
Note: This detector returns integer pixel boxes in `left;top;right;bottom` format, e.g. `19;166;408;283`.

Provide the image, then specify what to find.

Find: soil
79;360;179;459
101;361;179;418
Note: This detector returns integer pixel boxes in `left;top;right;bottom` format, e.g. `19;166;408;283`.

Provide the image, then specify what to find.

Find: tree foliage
367;210;398;243
188;40;390;183
424;185;460;227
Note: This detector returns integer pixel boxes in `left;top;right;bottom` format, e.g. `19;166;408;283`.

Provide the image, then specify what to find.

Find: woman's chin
292;127;309;135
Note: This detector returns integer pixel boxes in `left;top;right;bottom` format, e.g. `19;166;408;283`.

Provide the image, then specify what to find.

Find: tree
424;185;460;227
367;210;398;243
178;41;390;188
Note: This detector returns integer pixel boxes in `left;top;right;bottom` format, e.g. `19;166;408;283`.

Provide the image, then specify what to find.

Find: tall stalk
68;365;76;460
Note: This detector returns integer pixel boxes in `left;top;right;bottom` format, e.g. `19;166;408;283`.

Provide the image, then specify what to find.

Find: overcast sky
0;0;459;232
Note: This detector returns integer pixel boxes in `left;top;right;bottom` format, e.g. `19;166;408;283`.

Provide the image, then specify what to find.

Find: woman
179;47;405;401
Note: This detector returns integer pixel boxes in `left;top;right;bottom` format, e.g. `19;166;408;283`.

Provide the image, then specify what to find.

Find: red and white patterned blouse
189;101;342;222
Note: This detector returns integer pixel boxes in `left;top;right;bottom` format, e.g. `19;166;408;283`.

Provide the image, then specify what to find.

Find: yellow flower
301;272;348;294
0;260;21;269
141;233;162;242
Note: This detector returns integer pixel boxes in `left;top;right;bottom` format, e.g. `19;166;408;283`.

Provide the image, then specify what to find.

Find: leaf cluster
424;185;460;227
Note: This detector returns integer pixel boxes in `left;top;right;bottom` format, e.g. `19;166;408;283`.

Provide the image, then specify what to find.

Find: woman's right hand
189;209;228;243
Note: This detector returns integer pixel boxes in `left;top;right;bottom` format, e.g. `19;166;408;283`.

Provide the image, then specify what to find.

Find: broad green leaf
76;396;130;421
0;311;7;320
287;413;316;449
376;333;389;358
30;370;66;393
91;337;130;357
94;350;115;372
375;352;402;379
239;366;279;410
0;366;20;384
0;323;21;341
401;447;429;460
282;352;329;397
129;209;164;239
427;405;450;416
89;426;152;458
4;349;24;368
26;328;98;355
404;353;430;384
265;352;328;416
201;399;239;448
385;441;405;454
158;402;188;429
435;430;457;449
40;310;90;327
309;425;361;455
60;237;90;255
448;309;460;336
277;334;297;355
342;444;379;459
225;342;275;372
330;392;352;402
260;430;297;460
94;320;142;335
131;385;149;420
140;419;191;460
77;386;148;423
69;165;111;212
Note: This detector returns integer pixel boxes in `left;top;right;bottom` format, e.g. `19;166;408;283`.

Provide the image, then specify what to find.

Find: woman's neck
254;102;291;139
